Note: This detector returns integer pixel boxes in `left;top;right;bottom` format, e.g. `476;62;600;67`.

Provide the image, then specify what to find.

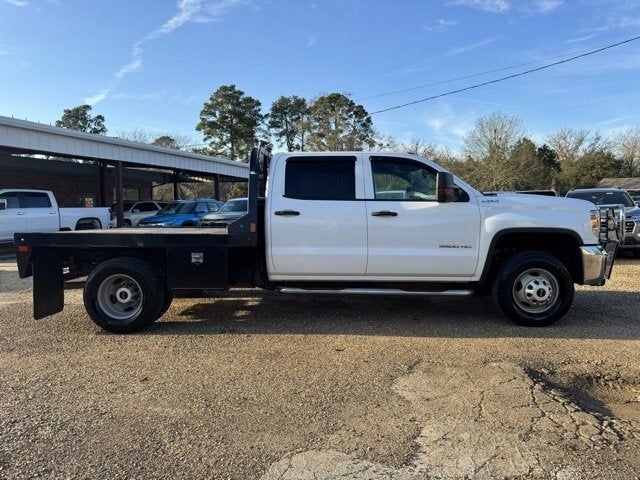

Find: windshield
158;201;196;214
567;190;635;208
219;199;247;213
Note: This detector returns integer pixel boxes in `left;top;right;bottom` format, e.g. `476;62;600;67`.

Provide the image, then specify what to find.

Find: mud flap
33;261;64;319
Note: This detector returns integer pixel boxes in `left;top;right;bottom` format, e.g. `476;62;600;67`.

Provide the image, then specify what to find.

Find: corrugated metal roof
0;115;249;179
597;177;640;189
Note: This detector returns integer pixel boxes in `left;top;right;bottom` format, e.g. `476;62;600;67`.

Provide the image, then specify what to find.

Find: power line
369;34;640;115
356;47;596;101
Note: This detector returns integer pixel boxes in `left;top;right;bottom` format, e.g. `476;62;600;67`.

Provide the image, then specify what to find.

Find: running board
277;288;474;297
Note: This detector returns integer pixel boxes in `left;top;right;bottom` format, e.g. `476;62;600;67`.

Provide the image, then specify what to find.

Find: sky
1;0;639;152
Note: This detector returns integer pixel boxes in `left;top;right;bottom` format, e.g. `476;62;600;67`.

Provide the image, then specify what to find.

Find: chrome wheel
96;274;144;322
512;268;559;314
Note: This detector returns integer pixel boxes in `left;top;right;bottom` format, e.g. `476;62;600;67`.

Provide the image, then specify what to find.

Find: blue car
137;199;223;227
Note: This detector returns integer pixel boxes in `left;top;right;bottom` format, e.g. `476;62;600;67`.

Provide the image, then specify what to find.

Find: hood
480;192;598;244
202;211;246;222
625;206;640;220
486;192;596;212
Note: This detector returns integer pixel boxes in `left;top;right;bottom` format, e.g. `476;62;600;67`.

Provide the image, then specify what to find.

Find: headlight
589;210;600;237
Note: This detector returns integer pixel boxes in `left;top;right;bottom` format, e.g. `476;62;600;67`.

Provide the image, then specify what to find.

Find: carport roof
0;115;248;179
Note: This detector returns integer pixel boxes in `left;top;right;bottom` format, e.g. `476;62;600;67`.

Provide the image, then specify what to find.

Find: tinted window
111;201;136;211
220;199;247;212
285;157;356;200
159;202;196;214
0;192;20;209
206;202;221;212
567;190;635;208
137;202;158;212
371;157;436;201
24;192;52;208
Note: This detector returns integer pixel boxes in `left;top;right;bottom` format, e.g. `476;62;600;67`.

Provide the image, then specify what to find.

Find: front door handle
371;210;398;217
274;210;300;216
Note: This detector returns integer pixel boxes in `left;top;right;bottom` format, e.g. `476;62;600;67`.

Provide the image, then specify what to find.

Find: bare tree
546;128;609;164
117;128;153;144
612;128;640;177
464;112;525;161
462;112;527;191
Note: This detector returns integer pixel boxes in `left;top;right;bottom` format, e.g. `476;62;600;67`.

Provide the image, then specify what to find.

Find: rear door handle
274;210;300;216
16;211;25;215
371;210;398;217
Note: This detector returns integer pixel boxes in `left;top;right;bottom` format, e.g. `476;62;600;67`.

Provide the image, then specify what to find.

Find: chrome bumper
580;242;617;286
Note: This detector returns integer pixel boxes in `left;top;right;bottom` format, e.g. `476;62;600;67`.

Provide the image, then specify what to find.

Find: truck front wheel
493;251;574;327
84;257;165;333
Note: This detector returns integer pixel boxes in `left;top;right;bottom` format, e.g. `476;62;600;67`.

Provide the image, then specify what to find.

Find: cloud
85;0;246;105
306;36;316;48
3;0;59;9
448;0;510;13
421;18;459;32
532;0;563;13
563;33;596;44
83;89;110;106
445;37;497;57
448;0;563;14
0;44;12;55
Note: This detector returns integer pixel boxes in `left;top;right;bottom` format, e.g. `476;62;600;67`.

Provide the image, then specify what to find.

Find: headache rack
598;204;625;279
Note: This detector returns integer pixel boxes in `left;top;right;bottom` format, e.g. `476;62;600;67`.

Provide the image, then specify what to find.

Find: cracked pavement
1;260;640;479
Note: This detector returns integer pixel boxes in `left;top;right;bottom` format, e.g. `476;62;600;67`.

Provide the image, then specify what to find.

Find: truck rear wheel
84;257;165;333
493;251;574;327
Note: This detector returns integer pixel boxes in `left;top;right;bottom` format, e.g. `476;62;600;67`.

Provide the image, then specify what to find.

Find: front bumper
580;242;617;286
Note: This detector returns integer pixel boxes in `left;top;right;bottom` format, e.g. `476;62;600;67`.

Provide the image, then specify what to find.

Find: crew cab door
23;191;59;233
364;155;480;278
0;191;26;242
268;155;367;276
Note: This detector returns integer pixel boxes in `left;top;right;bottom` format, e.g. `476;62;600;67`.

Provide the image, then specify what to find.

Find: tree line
55;89;640;194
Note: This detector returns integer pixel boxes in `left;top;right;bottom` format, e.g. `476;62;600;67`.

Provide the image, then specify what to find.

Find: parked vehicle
566;188;640;256
110;200;167;227
137;199;223;227
0;189;112;243
15;148;620;333
626;189;640;203
201;198;248;227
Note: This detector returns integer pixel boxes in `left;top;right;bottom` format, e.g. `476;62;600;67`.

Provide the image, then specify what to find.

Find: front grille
625;221;635;233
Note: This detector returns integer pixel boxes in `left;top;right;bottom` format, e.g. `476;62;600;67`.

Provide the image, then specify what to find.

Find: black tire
157;289;174;319
123;219;132;227
492;251;574;327
83;257;165;333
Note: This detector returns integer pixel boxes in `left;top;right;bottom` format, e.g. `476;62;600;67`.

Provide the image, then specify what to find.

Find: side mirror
132;208;141;213
0;199;6;211
636;201;640;208
436;172;461;202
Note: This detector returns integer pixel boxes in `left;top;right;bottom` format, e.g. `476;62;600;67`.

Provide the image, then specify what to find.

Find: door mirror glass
0;199;6;211
436;172;465;202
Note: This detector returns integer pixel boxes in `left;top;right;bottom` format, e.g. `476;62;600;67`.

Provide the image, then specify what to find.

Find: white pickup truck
0;189;112;243
15;148;619;333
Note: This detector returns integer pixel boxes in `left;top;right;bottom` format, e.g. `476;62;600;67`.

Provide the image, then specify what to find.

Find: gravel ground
0;259;639;479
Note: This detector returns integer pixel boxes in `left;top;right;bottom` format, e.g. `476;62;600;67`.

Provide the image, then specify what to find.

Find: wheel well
75;217;102;230
483;231;582;285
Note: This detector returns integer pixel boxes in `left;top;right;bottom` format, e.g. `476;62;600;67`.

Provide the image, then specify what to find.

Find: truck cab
14;148;620;333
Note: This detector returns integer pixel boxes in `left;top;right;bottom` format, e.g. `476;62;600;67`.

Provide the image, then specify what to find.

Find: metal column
115;161;124;227
98;160;107;207
213;174;220;200
173;170;179;200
